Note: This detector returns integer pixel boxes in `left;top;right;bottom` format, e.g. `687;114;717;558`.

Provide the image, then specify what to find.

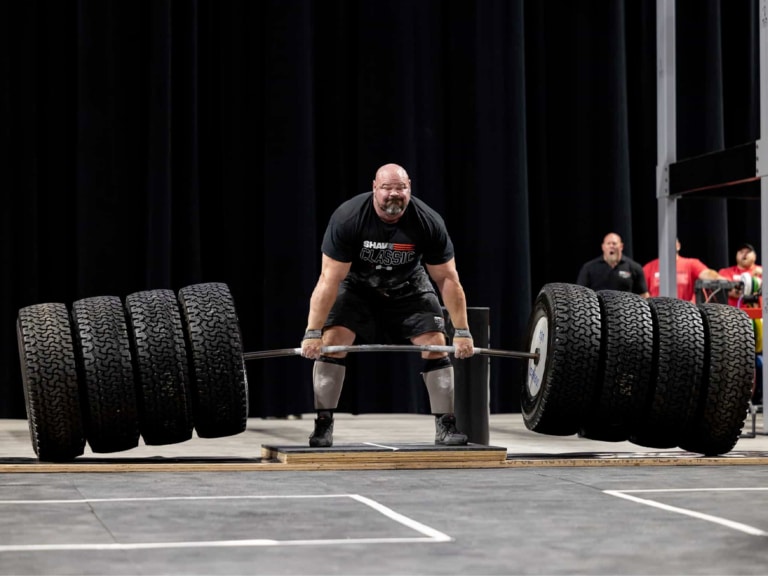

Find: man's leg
309;325;356;448
405;296;469;446
421;356;468;445
309;357;345;447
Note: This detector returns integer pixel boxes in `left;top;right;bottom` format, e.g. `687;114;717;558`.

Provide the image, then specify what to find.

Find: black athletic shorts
325;281;447;344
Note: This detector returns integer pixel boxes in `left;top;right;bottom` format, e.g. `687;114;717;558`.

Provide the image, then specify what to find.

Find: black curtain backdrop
0;0;760;418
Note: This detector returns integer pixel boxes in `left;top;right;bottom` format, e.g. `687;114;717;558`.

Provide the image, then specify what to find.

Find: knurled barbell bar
16;281;756;462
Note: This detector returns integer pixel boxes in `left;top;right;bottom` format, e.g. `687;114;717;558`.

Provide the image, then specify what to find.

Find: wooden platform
503;450;768;467
1;450;768;473
260;442;509;466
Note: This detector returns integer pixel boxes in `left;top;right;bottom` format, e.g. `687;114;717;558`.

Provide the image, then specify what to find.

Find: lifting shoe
309;413;334;448
435;414;468;446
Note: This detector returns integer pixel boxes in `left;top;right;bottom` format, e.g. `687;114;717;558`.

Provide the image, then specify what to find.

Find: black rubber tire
178;282;248;438
522;283;602;435
16;303;85;462
679;304;754;455
630;297;705;449
579;290;654;442
125;289;193;445
71;296;139;453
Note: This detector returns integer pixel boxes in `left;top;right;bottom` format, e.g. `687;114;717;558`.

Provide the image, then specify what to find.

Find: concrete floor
1;412;767;575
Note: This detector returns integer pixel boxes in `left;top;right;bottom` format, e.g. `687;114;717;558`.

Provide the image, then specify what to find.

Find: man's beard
381;200;404;216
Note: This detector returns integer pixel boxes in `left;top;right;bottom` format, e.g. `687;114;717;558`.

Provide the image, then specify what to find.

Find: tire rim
527;315;548;397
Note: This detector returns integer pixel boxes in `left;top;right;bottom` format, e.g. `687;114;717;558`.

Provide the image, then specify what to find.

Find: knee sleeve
313;359;346;410
422;364;454;414
319;355;346;366
423;356;452;373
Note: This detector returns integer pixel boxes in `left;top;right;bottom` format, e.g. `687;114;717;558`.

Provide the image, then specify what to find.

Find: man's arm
301;254;351;358
688;263;726;301
719;267;741;299
425;258;474;359
699;268;726;281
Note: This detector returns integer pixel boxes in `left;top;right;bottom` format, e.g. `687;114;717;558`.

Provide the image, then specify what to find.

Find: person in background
718;243;763;307
718;242;763;405
642;239;724;302
576;232;649;297
300;163;475;448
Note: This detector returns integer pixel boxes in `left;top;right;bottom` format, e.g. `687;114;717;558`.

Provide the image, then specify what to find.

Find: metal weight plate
522;283;602;435
16;303;85;462
125;289;193;445
630;297;705;449
679;303;754;455
71;296;139;453
178;282;248;438
579;290;654;442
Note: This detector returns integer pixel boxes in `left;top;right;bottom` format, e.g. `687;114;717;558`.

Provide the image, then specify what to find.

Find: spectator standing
718;242;763;405
718;243;763;307
643;239;723;302
576;232;649;297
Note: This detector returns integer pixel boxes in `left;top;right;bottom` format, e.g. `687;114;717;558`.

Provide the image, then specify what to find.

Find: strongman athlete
300;163;475;447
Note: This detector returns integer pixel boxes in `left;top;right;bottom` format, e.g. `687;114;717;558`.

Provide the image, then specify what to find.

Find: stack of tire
522;283;755;456
16;283;248;462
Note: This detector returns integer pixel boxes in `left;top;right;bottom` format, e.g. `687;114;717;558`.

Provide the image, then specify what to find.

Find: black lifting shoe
309;412;334;448
435;414;468;446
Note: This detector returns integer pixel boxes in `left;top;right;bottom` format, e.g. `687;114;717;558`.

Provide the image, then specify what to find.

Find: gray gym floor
1;413;767;575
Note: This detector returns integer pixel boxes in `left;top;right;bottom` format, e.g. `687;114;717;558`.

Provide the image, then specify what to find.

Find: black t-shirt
321;192;454;292
576;256;648;294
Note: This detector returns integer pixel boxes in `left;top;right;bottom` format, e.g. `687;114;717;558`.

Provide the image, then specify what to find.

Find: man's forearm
700;269;725;281
306;280;339;331
440;280;470;330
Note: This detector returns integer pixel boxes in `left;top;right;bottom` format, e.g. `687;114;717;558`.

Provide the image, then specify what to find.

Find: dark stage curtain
0;0;759;418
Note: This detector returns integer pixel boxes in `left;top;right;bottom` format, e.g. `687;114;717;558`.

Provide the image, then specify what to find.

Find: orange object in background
742;307;762;320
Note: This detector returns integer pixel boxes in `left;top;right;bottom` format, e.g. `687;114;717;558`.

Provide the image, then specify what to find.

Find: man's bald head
372;163;412;223
375;163;409;182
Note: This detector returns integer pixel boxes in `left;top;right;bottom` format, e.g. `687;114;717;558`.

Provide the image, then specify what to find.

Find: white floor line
362;442;399;450
604;489;768;537
609;487;768;494
0;493;452;552
349;494;452;542
0;537;443;552
0;494;352;505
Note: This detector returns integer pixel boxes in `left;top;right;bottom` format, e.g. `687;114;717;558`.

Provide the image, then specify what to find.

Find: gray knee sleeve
422;366;454;414
313;360;346;410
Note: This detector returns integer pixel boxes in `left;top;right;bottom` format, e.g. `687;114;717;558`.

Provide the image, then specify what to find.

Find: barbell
242;345;538;361
16;281;756;462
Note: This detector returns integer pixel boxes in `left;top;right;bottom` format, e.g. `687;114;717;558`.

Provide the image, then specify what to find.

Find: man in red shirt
718;243;763;405
643;239;723;302
718;243;763;307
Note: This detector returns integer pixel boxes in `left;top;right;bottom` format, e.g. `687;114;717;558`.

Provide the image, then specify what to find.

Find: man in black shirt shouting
576;232;649;297
300;163;474;448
